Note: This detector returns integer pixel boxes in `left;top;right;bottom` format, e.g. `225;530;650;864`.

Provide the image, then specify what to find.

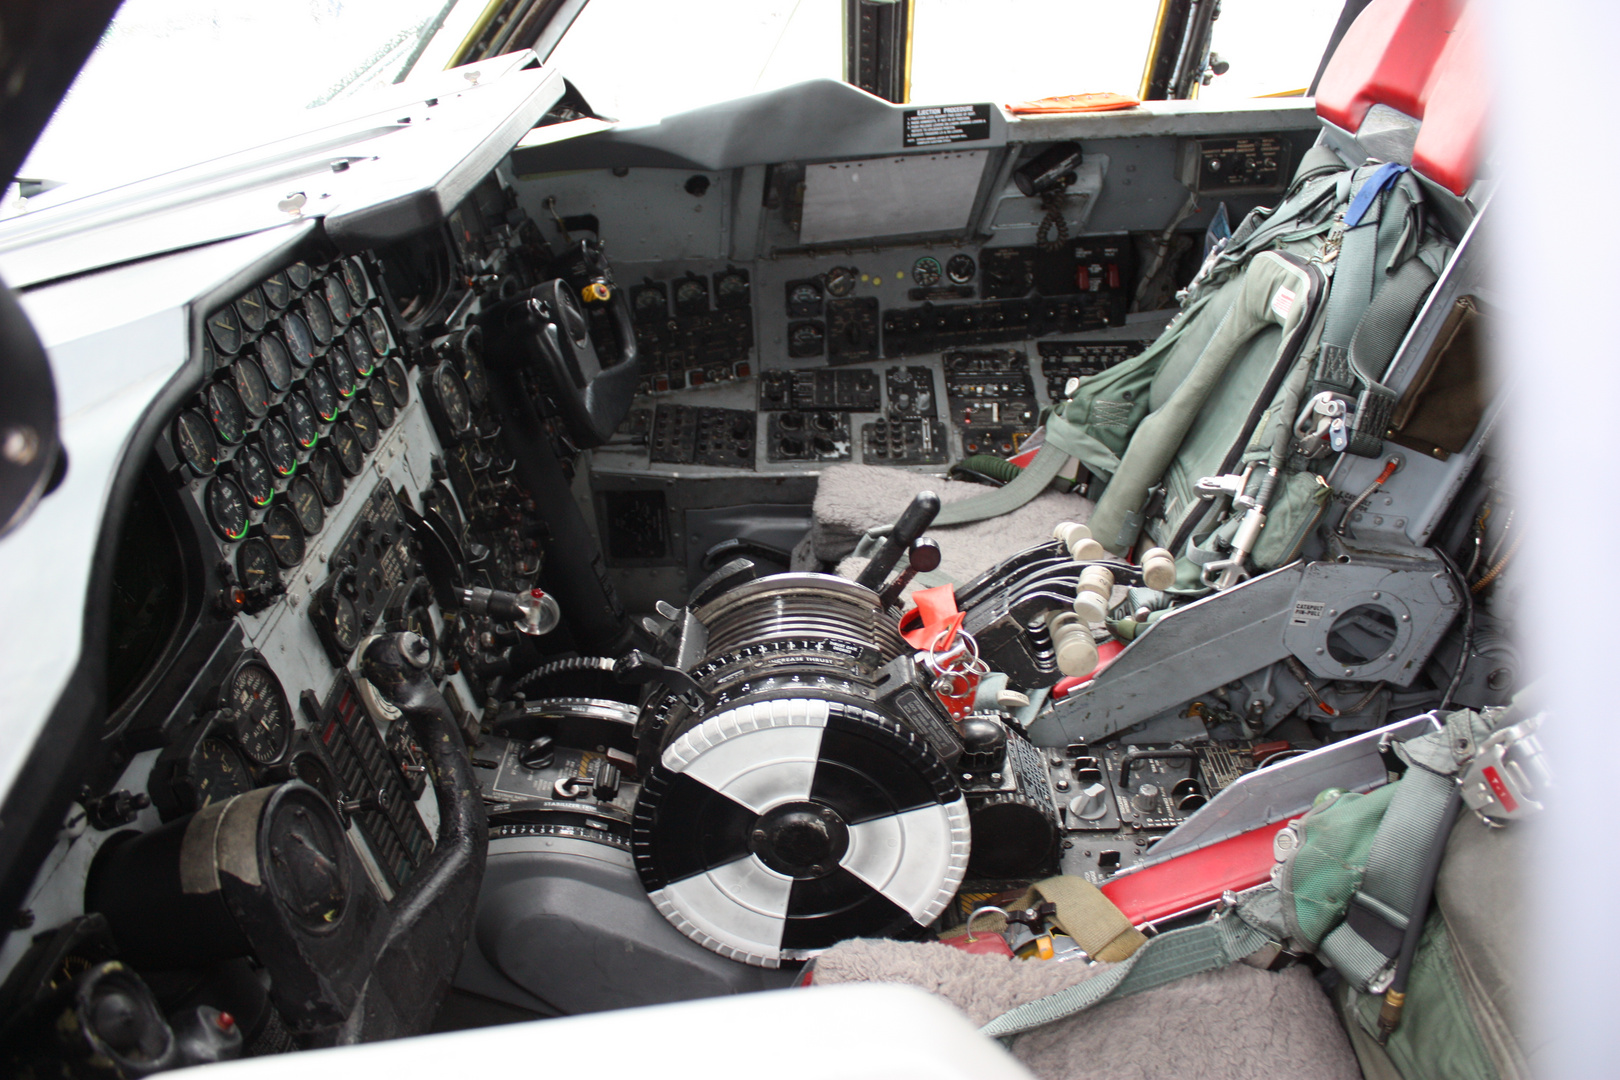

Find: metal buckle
1459;714;1550;825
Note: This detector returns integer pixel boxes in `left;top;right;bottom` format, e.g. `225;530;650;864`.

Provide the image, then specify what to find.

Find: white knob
1140;547;1176;591
1055;629;1100;677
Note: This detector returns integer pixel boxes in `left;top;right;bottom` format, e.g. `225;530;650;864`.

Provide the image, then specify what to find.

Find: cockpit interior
0;1;1542;1077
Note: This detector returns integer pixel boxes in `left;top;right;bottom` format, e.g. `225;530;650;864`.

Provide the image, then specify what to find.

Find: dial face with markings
287;261;313;290
911;256;942;287
341;258;368;306
174;411;218;476
206;476;249;540
363;308;390;356
303;294;334;344
236;537;278;592
310;449;344;506
284;393;319;448
235;445;274;507
329;351;358;400
323;276;355;325
193;736;253;808
257;335;293;392
347;399;379;452
206;383;247;445
345;325;373;375
259;418;297;478
287;475;325;536
383;359;410;408
326;593;360;654
366;382;396;429
329;422;364;476
206;307;242;354
946;253;976;284
261;503;305;567
262;271;291;309
236;287;269;333
225;660;292;766
282;314;316;367
233;359;272;418
307;368;341;421
824;266;858;297
431;362;472;436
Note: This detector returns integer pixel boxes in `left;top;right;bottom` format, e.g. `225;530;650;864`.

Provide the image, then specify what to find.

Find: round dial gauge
202;337;221;372
634;288;665;319
911;256;942;287
289;750;342;808
946;253;976;285
236;287;269;333
261;503;305;567
262;271;291;310
326;593;360;655
334;343;368;387
287;261;313;290
323;276;355;326
459;340;488;405
234;445;274;508
306;369;340;422
431;362;472;437
328;351;358;400
173;410;218;476
259;418;297;478
282;314;316;368
383;359;410;408
310;449;345;506
206;382;247;445
225;659;292;766
363;308;390;356
341;258;368;306
674;278;707;308
236;537;278;593
193;736;253;808
366;382;396;429
824;266;858;297
789;322;824;354
257;335;293;392
284;393;319;449
716;270;748;298
205;475;249;540
788;282;821;308
302;294;334;344
286;475;325;536
347;399;379;453
206;307;242;354
344;326;374;375
329;422;365;476
233;358;272;419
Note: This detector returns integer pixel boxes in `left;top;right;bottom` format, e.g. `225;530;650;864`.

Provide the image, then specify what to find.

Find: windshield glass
14;0;477;208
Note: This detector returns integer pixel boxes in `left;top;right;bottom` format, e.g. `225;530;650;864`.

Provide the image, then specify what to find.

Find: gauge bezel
205;475;250;540
946;253;977;285
310;449;345;507
911;256;943;287
344;325;374;376
429;360;473;438
261;503;306;568
329;351;358;400
259;417;298;478
302;294;335;344
363;308;390;356
307;369;341;422
287;261;314;290
323;276;355;326
366;382;396;429
173;410;219;477
341;258;368;307
236;536;280;594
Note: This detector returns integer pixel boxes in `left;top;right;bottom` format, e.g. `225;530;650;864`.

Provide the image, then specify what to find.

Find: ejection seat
803;0;1485;604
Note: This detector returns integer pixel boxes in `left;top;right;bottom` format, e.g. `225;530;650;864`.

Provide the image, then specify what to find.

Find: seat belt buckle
1459;714;1551;826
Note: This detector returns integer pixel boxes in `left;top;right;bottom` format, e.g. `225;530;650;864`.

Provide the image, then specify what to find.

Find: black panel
780;867;913;951
633;770;756;890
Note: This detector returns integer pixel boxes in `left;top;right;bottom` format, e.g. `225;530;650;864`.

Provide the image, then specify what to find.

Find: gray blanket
811;938;1362;1080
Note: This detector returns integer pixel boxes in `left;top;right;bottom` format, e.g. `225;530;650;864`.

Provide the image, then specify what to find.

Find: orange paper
1006;92;1140;115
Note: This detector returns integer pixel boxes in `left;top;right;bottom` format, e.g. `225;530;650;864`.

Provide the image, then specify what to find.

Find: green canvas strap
978;907;1275;1040
901;441;1074;529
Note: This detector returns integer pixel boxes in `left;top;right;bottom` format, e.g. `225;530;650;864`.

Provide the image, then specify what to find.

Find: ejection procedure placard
903;104;991;147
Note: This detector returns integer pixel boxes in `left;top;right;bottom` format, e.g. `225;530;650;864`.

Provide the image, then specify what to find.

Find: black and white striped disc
632;698;969;968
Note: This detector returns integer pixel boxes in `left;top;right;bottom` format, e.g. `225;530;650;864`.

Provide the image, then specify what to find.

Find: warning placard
903;104;992;147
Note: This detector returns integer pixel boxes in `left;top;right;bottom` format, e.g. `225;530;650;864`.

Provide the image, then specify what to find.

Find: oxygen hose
1377;787;1463;1041
1337;457;1401;536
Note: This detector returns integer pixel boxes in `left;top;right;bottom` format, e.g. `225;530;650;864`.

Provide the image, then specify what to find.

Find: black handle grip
855;491;940;592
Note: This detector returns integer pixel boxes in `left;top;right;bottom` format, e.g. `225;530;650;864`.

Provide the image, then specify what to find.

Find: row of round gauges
162;655;296;815
203;258;377;360
805;254;977;300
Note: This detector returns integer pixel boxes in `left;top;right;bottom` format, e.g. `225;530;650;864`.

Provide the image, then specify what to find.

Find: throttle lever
880;537;942;609
855;490;941;592
614;650;714;710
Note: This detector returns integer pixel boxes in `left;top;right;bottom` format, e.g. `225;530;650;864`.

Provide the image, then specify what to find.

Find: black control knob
517;736;555;770
957;715;1008;774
